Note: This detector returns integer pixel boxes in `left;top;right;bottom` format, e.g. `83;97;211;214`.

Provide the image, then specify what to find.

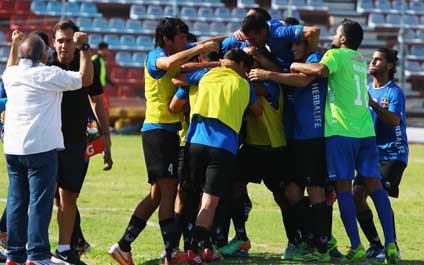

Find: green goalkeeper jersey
320;48;375;138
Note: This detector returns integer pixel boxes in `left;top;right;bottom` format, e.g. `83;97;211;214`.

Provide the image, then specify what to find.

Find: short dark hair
377;47;398;80
223;48;253;69
282;16;300;26
340;19;363;50
30;30;50;48
241;15;268;35
187;33;197;43
98;42;108;50
249;8;271;21
155;17;189;48
19;35;46;66
53;19;79;36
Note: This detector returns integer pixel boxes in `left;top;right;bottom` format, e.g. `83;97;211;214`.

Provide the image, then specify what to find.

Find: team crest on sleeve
380;97;389;108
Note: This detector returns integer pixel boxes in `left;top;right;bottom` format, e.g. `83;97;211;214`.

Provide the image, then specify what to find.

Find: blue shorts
326;136;380;181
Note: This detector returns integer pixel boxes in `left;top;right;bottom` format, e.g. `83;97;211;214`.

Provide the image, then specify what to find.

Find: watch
80;43;90;51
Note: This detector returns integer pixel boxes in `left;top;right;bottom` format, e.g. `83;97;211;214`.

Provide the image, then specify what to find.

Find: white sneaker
108;244;134;265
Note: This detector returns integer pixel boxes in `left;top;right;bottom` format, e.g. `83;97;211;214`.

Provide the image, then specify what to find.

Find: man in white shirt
2;32;92;265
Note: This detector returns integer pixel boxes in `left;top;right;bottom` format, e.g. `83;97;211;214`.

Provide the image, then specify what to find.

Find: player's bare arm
368;92;400;128
290;62;329;77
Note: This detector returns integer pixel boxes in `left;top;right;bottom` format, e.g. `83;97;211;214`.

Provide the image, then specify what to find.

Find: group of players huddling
107;7;409;265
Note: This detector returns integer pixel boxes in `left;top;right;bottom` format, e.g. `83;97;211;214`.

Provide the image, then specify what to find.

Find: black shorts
354;160;407;198
236;144;287;193
177;146;186;183
292;138;328;188
57;142;88;193
142;130;180;183
184;143;234;198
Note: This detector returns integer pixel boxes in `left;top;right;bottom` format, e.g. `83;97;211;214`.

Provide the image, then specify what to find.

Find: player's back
321;48;374;138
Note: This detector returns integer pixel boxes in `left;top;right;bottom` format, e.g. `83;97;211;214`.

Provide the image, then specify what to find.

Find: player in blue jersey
353;48;408;261
249;39;334;262
290;19;398;264
240;15;320;71
108;18;219;265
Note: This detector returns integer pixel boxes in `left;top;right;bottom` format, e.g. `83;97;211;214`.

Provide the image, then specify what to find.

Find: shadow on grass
138;253;424;265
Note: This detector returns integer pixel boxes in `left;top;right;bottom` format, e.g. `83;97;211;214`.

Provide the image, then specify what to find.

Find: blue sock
337;192;361;249
370;188;395;246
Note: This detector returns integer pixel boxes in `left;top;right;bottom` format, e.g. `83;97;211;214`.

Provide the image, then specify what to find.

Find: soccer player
353;48;408;261
290;19;398;264
182;49;262;264
108;18;218;265
249;39;332;262
240;15;320;71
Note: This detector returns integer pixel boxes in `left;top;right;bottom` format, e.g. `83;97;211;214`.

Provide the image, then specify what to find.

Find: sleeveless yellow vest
179;84;199;147
144;61;184;123
191;67;250;133
245;88;286;148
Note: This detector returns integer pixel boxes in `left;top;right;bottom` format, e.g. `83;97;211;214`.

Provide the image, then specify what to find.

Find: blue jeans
6;150;58;262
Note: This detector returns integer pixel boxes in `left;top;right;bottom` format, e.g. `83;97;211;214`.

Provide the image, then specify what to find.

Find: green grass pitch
0;135;423;264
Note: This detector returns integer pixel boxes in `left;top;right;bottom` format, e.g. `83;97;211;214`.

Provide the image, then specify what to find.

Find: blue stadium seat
375;0;391;11
271;0;288;9
290;0;306;9
180;7;197;20
226;22;240;33
0;63;5;80
130;5;146;20
132;52;147;67
405;15;420;26
357;0;373;13
45;1;62;16
368;13;385;27
126;19;143;33
30;1;46;15
410;45;424;58
409;1;424;13
104;34;120;50
405;60;421;71
88;34;102;47
404;29;417;40
136;36;153;51
192;22;210;35
0;32;7;45
0;46;11;62
92;17;109;31
120;35;137;50
230;8;246;22
80;2;99;17
209;22;226;35
201;0;224;7
142;20;157;34
64;2;79;16
77;17;93;31
215;7;231;21
197;7;215;21
417;30;424;40
237;0;258;9
115;51;133;67
109;18;126;33
391;0;402;10
164;6;176;17
146;5;164;19
306;0;327;10
268;9;282;20
386;14;400;26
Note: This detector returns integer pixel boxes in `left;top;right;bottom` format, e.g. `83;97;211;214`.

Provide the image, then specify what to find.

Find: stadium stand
0;0;423;129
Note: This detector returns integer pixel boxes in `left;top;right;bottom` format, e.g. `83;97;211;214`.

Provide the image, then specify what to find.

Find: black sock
327;204;333;238
118;215;147;252
286;204;302;245
357;209;383;248
71;208;86;249
181;184;201;251
242;191;252;222
311;202;330;253
190;226;212;253
212;198;230;247
159;218;178;259
174;212;183;248
392;209;398;245
0;207;6;232
231;195;248;241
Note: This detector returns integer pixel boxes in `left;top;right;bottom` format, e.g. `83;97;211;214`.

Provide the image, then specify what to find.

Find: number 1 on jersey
354;74;363;106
